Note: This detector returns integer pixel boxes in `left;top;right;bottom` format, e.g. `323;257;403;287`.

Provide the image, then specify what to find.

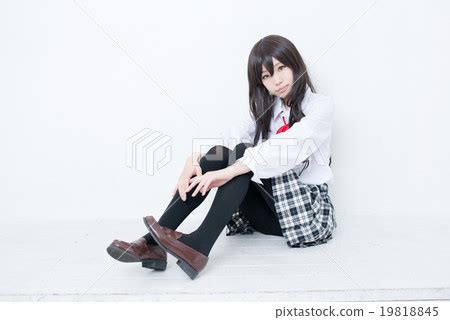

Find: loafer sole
106;244;167;270
107;245;141;263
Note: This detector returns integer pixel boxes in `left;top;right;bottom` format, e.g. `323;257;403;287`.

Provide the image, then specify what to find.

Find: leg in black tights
144;143;254;256
176;142;255;256
143;145;232;244
239;180;283;237
143;142;285;256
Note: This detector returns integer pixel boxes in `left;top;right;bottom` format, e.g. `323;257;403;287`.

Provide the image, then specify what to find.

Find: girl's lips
276;85;289;93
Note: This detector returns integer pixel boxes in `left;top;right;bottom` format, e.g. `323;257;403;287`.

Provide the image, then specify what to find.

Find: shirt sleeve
236;95;334;184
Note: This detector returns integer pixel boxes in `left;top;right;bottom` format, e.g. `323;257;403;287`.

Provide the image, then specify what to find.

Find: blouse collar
272;84;312;120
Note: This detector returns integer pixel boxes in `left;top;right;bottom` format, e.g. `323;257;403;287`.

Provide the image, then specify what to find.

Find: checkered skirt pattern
226;169;337;248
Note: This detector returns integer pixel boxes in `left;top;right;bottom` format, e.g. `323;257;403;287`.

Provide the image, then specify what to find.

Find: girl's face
261;57;294;99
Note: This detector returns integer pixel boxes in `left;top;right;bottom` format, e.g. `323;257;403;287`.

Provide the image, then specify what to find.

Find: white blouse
206;85;334;186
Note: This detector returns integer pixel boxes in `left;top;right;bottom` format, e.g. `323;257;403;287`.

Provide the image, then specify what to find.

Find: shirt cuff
238;149;264;185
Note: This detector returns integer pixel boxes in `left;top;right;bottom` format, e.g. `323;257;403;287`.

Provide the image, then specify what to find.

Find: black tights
143;143;283;256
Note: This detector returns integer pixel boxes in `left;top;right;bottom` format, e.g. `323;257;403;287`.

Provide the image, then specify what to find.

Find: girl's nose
274;75;283;85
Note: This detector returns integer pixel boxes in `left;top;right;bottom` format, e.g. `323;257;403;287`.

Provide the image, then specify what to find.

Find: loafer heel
176;259;199;280
142;259;167;271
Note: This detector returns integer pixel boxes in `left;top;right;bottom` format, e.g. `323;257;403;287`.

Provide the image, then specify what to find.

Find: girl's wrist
226;160;251;178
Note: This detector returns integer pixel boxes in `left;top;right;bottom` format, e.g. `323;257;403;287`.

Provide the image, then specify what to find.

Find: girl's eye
278;66;285;71
262;75;269;80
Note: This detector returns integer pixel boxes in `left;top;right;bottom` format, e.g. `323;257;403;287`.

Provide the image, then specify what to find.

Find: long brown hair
247;35;315;146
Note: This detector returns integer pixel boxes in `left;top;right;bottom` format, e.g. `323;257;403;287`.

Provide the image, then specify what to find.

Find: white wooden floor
1;213;449;302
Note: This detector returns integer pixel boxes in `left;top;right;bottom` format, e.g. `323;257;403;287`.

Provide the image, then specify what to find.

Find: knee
199;145;231;172
230;142;254;164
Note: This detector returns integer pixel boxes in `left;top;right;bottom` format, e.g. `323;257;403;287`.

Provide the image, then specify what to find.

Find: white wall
1;0;449;221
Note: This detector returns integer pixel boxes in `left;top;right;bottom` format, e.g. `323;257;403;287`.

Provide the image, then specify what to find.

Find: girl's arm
224;159;252;178
238;96;334;184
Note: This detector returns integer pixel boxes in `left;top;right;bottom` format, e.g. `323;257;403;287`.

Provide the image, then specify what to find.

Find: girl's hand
172;153;203;201
185;167;234;197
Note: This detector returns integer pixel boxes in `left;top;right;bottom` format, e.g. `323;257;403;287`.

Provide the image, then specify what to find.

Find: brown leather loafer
107;227;184;271
143;216;208;280
107;238;167;270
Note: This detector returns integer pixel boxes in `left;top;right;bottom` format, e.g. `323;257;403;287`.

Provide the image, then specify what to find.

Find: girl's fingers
172;184;178;196
179;188;186;201
200;183;207;196
181;182;190;201
202;182;211;196
186;179;198;192
192;181;204;197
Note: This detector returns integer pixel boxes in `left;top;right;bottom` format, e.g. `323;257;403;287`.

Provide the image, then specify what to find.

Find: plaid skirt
226;169;337;248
